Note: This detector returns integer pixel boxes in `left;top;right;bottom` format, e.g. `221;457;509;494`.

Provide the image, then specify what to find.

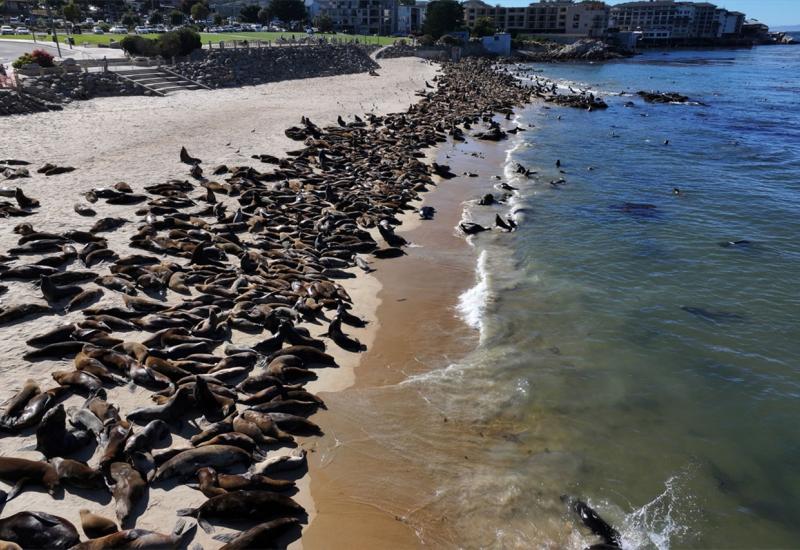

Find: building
609;1;720;41
394;3;425;34
307;0;395;35
481;32;511;54
462;0;609;37
714;9;744;37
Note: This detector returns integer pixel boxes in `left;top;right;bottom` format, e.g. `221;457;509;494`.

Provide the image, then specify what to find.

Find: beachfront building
608;1;719;41
394;2;426;34
462;0;609;38
714;9;744;37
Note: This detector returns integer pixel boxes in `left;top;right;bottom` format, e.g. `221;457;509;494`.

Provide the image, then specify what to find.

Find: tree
149;11;163;25
190;1;209;21
121;11;139;27
239;4;260;23
213;13;223;25
423;0;463;39
268;0;306;23
471;16;495;37
314;14;333;32
169;8;184;25
62;1;81;22
257;7;270;23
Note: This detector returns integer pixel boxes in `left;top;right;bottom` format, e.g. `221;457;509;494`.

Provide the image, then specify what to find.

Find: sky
494;1;800;27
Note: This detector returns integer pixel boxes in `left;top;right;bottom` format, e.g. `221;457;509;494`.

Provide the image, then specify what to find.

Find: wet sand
302;138;514;547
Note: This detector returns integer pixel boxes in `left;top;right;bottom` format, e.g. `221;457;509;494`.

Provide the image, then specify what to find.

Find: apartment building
308;0;395;35
462;0;608;37
609;1;718;40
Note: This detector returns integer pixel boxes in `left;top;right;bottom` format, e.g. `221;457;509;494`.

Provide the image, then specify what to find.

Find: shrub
120;35;159;56
418;34;434;46
12;49;55;69
157;28;201;58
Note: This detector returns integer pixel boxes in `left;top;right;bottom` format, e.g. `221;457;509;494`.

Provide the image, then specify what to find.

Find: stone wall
171;44;379;88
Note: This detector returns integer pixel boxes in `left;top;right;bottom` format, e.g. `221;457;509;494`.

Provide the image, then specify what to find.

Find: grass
2;31;400;48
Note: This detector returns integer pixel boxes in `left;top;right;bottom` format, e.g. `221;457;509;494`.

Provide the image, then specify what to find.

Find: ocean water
407;46;800;548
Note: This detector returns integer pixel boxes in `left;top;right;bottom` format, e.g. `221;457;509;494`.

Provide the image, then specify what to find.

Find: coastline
302;135;519;547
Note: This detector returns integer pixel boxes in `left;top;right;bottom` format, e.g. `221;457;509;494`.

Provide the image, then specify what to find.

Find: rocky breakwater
171;44;379;88
1;71;146;117
0;58;533;549
516;39;627;62
376;43;447;59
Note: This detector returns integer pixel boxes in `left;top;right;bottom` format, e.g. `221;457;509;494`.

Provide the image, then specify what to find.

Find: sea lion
268;346;336;367
109;462;147;525
323;315;366;352
197;467;294;497
66;288;104;312
212;517;300;550
123;419;170;456
50;457;105;489
14;188;39;209
0;303;51;326
154;445;252;482
126;386;193;425
0;457;60;499
72;519;194;550
0;386;67;432
52;369;103;394
78;509;118;539
0;512;79;549
564;496;622;549
251;448;307;476
40;275;83;302
177;490;303;533
188;414;236;446
34;403;93;458
459;222;489;235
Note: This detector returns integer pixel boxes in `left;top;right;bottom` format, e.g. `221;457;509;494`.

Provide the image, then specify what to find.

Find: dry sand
0;56;438;548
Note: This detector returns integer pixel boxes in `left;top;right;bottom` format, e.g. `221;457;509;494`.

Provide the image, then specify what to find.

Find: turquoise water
412;46;800;548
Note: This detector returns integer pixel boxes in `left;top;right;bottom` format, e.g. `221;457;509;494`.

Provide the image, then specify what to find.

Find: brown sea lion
0;457;60;499
213;517;300;550
154;445;252;482
78;509;118;539
50;457;105;489
109;462;147;525
72;519;194;550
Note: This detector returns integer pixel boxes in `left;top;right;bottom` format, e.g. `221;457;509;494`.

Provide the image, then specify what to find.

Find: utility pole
45;0;62;57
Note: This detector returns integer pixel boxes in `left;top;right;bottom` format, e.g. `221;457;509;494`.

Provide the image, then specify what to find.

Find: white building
462;0;609;37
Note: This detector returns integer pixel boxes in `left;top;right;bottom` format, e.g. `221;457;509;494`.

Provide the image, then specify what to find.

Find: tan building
609;1;719;40
463;0;608;37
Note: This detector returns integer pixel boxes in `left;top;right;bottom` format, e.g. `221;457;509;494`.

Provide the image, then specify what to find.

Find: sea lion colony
0;58;533;548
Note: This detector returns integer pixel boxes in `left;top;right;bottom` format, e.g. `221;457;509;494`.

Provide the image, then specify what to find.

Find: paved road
0;39;125;64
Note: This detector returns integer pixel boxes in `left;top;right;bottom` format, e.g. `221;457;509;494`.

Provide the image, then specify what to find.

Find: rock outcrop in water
516;39;627;62
637;90;691;104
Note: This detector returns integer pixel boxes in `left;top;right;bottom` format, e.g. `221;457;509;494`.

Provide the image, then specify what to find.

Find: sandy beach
0;56;438;548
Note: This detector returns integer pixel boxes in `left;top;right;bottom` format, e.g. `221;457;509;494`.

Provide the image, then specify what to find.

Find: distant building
481;32;511;54
307;0;395;35
740;19;769;40
714;9;744;37
462;0;609;38
3;0;35;17
609;1;719;41
394;3;426;35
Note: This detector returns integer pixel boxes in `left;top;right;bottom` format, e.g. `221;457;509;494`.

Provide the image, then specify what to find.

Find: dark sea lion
0;386;67;432
109;462;147;525
35;403;93;458
195;432;259;455
564;496;622;549
460;222;489;235
14;188;39;209
66;288;104;312
0;457;60;499
40;275;83;302
213;517;300;550
188;414;236;446
123;419;170;456
126;386;193;425
78;509;118;539
180;147;201;165
268;346;336;367
680;306;744;322
154;445;252;482
372;247;406;259
177;490;303;533
323;316;366;352
24;341;87;361
0;512;79;549
0;379;40;417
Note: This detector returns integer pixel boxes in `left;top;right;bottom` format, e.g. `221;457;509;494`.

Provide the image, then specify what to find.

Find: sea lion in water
78;509;118;539
563;496;621;549
0;512;79;549
109;462;147;525
177;490;304;533
212;517;300;550
0;457;60;499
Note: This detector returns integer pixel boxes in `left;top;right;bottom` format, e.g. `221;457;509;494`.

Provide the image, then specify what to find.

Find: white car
109;26;127;34
92;26;104;34
15;27;30;34
0;26;14;35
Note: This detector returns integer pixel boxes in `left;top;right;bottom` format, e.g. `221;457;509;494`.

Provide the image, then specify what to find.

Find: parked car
92;26;104;34
0;26;14;35
15;27;30;34
109;26;127;34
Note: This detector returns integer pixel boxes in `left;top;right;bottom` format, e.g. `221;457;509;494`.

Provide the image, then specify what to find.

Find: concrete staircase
114;67;209;96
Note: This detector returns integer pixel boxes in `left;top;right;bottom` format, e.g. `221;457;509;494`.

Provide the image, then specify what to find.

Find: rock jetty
516;39;627;62
172;45;379;88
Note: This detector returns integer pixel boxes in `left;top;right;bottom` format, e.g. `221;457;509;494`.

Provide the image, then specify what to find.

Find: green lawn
2;31;400;48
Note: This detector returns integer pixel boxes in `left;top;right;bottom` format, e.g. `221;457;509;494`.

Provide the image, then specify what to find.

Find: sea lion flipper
172;518;186;536
198;516;213;534
15;444;36;452
212;533;236;543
